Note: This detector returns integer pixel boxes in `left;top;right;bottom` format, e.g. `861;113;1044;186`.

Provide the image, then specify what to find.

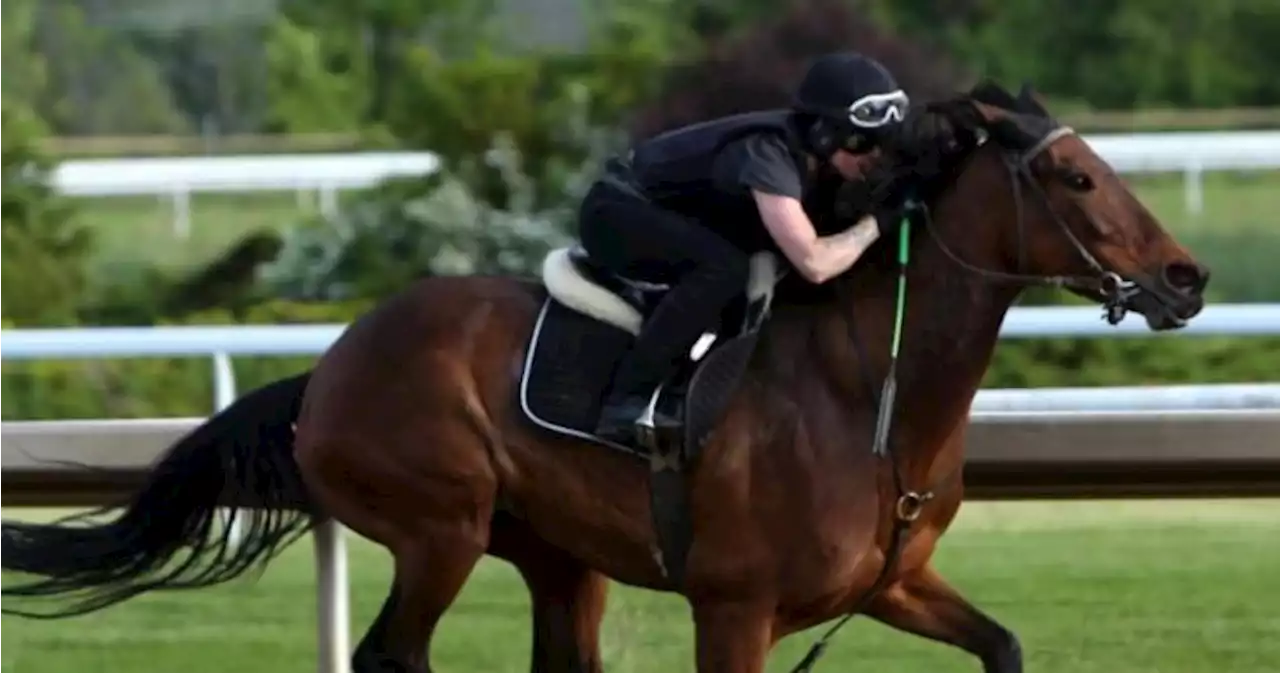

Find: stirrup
636;384;681;451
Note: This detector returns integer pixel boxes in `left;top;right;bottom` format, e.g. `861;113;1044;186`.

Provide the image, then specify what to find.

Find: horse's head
884;81;1210;330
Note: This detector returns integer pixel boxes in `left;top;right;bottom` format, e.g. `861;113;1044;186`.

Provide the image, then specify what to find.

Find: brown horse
3;81;1210;673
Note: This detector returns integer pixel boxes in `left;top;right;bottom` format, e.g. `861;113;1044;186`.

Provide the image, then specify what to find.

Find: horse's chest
772;510;885;607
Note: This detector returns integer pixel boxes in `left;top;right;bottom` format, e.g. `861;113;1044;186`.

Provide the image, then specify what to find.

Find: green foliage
262;17;370;134
987;336;1280;388
631;0;966;137
261;135;578;301
1;101;93;327
0;0;186;136
271;0;496;131
129;21;274;136
387;51;630;199
876;0;1280;109
76;265;176;327
25;1;188;135
8;0;1280;143
262;4;683;301
1;0;48;107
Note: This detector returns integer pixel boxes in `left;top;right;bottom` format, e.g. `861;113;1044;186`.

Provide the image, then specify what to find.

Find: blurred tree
2;0;48;107
875;0;1280;109
630;0;968;138
1;101;93;326
260;139;576;300
261;1;693;299
262;17;369;133
23;1;189;135
273;0;494;129
264;0;687;141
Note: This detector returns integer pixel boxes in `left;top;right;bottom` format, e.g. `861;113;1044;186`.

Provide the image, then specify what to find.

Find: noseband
917;125;1142;324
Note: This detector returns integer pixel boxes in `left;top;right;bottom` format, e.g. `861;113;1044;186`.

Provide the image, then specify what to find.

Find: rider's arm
752;192;881;284
712;133;882;284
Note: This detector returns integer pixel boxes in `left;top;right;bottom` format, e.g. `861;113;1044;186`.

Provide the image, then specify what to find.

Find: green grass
1131;169;1277;234
4;499;1279;672
78;192;312;280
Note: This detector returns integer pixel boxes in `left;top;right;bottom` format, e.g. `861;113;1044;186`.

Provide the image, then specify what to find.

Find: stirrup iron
634;384;666;452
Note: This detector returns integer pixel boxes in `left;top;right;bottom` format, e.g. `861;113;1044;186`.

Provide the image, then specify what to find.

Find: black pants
578;179;750;401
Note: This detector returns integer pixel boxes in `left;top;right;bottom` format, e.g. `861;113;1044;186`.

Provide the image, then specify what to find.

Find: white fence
51;152;441;199
50;130;1280;234
4;303;1280;673
6;303;1280;410
54;151;440;236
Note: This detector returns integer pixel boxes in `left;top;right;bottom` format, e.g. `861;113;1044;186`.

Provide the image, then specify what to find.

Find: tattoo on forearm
838;215;881;255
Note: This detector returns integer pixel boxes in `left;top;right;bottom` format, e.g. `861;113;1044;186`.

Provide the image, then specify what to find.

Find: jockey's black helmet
792;52;909;158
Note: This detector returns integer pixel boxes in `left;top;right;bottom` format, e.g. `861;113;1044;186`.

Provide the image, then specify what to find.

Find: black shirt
618;111;817;252
711;133;806;201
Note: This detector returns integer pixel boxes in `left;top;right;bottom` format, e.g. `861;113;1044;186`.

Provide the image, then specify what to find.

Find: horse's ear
1015;82;1050;117
968;79;1019;111
986;115;1036;148
924;97;988;151
927;94;982;126
951;101;990;148
951;98;986;131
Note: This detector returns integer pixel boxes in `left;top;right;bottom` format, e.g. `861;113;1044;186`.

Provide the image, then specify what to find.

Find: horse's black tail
1;372;318;619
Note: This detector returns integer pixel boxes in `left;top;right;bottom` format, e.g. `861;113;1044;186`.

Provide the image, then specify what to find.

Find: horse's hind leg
866;563;1022;673
351;523;488;673
301;444;492;673
490;514;609;673
298;428;496;672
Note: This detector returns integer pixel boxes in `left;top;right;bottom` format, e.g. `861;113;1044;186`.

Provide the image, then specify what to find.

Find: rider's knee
704;250;750;288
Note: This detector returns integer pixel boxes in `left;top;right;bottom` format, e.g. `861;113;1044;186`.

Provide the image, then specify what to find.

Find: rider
577;51;911;444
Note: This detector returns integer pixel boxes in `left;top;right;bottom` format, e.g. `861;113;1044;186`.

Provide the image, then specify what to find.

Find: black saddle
521;244;781;591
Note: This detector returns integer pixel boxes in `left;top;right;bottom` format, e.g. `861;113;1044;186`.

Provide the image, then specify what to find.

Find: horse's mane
862;79;1059;221
776;80;1059;303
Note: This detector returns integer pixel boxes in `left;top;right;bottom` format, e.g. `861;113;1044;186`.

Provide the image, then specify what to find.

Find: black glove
872;203;906;241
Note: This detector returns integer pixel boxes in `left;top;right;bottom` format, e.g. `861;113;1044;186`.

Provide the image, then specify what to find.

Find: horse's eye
1062;171;1094;192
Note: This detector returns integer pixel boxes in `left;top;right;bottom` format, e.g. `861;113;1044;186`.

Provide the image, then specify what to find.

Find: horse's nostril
1164;261;1208;294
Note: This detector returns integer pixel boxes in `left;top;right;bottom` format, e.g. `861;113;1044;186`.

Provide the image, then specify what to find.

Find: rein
790;122;1129;673
790;213;926;673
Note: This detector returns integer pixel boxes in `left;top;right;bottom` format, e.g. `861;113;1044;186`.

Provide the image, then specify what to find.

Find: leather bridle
914;124;1149;325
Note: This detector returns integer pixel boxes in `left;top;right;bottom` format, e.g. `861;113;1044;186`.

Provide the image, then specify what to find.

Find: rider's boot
594;391;654;445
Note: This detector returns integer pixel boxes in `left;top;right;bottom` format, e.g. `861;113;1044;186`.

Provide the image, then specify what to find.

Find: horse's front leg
690;599;776;673
866;563;1022;673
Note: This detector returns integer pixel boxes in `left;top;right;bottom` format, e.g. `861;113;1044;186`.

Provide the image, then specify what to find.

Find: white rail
53;151;440;236
3;303;1278;414
53;132;1280;197
52;152;441;198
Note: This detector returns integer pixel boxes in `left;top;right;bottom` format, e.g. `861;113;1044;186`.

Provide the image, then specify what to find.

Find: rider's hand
872;203;906;242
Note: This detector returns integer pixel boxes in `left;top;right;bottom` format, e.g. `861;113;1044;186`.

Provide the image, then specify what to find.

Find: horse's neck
892;252;1020;442
762;209;1022;463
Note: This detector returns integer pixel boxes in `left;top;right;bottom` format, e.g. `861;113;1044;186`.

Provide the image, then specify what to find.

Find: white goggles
847;89;910;129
